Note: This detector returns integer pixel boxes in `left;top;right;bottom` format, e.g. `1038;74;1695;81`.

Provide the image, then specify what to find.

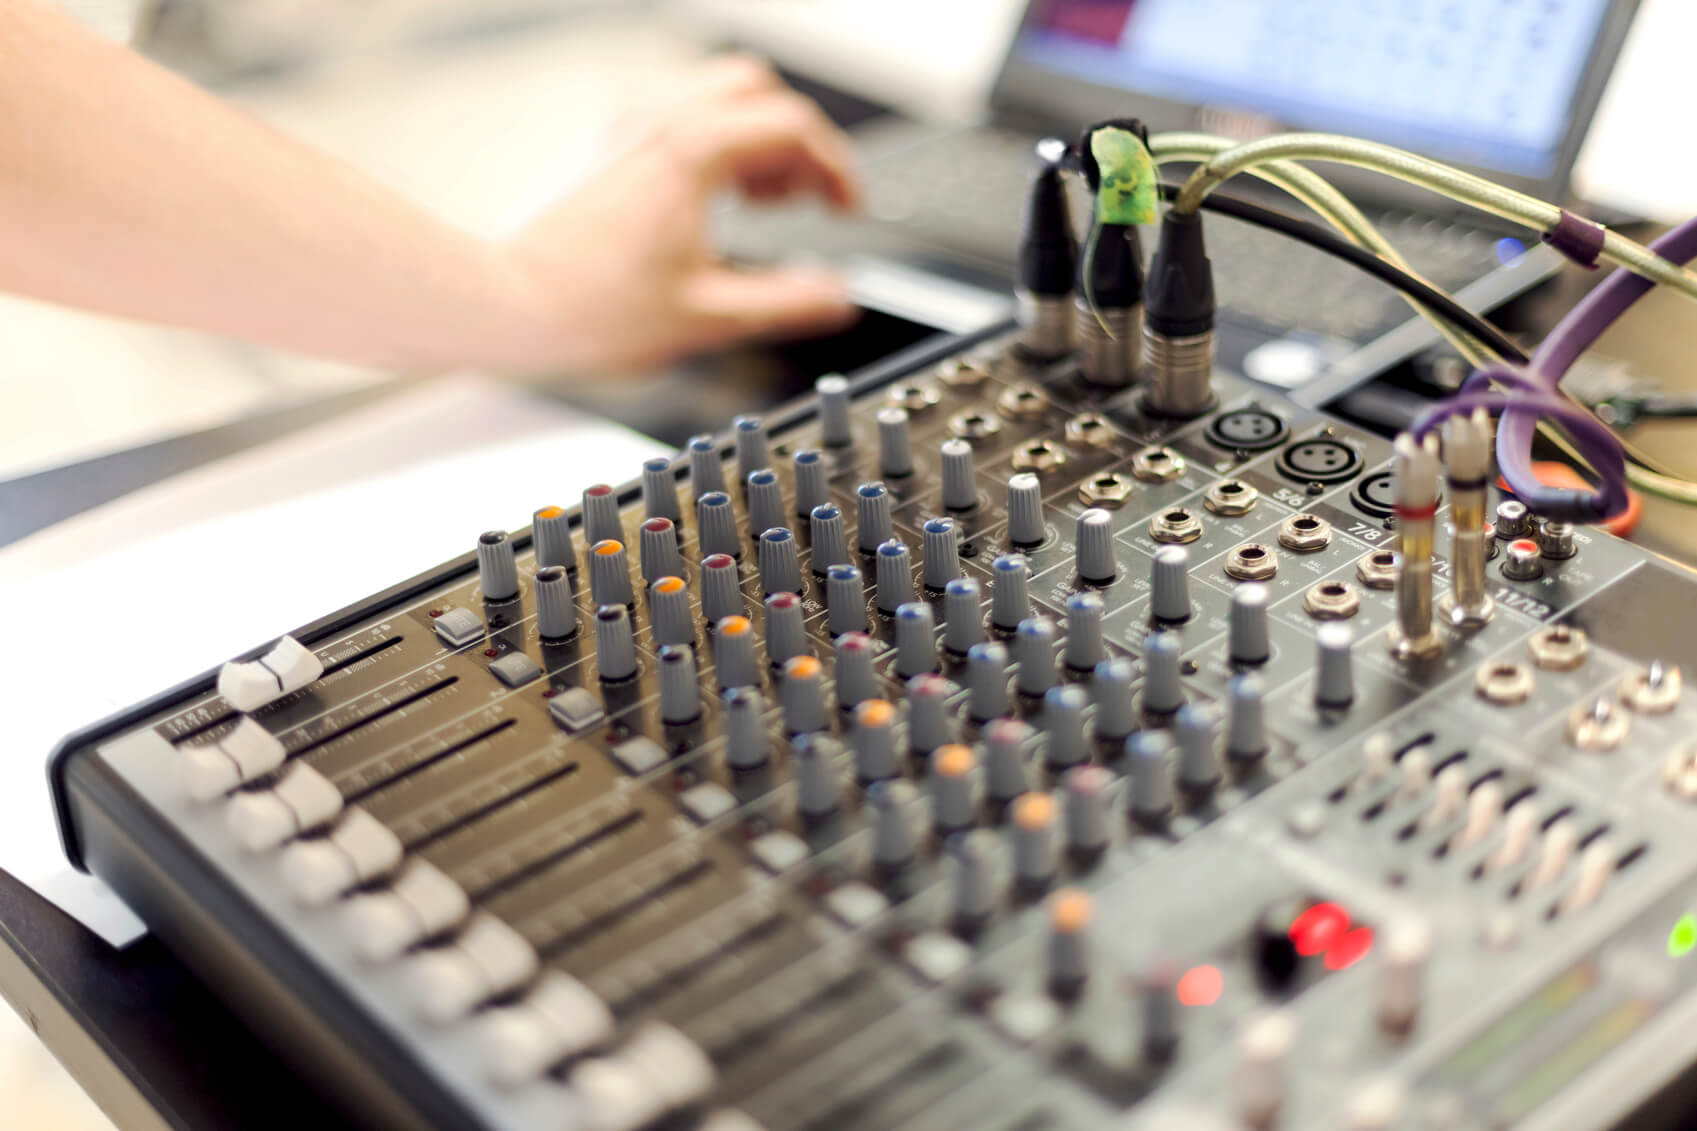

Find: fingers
684;265;859;347
675;90;862;213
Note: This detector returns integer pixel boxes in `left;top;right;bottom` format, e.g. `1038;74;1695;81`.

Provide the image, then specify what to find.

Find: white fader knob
1378;918;1433;1035
216;635;324;712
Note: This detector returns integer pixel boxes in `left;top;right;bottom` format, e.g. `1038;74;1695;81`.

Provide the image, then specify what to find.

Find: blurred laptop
703;0;1641;401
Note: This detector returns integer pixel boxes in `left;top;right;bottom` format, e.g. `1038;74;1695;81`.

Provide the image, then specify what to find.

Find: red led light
1176;965;1223;1007
428;609;442;617
1324;926;1376;970
483;647;500;658
1289;902;1350;957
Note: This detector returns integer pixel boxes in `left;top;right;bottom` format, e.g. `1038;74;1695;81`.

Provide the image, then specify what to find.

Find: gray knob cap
1174;704;1219;790
868;779;917;871
1150;544;1192;622
535;565;579;640
991;554;1032;629
967;641;1012;721
810;503;850;573
1007;473;1046;546
477;531;519;602
826;564;868;637
940;438;978;511
757;527;802;596
852;698;901;781
793;450;828;517
894;602;938;678
686;434;726;498
638;517;683;583
875;540;916;613
648;576;694;647
1010;791;1058;887
1064;592;1106;670
792;733;841;818
929;743;978;831
780;655;828;734
1140;957;1183;1062
1063;764;1113;856
950;830;1000;924
733;414;767;484
657;643;700;724
983;718;1034;801
763;591;808;667
834;633;879;709
856;482;893;552
696;492;741;560
588;539;634;607
1126;730;1175;820
1076;509;1117;584
1141;631;1185;715
1016;617;1060;697
699;553;743;624
746;469;785;538
594;605;638;681
1043;684;1090;768
817;373;854;448
1316;623;1356;708
1230;583;1271;665
1226;673;1269;760
1047;888;1092;993
1091;658;1136;741
922;517;961;590
724;686;769;770
581;484;622;548
712;614;759;689
877;406;914;478
640;456;681;524
905;674;957;755
532;507;576;572
943;578;985;654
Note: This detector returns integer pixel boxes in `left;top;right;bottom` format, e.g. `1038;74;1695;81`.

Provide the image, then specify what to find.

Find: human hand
500;57;862;373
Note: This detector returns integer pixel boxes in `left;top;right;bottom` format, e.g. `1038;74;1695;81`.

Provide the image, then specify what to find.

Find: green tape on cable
1090;127;1158;226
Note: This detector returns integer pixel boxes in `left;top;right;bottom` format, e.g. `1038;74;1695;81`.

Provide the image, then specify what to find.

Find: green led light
1668;914;1697;958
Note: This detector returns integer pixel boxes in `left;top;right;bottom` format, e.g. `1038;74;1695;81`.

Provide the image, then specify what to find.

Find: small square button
903;932;972;984
823;882;888;928
679;782;737;824
549;687;605;734
434;608;484;647
610;736;667;775
990;991;1059;1045
748;831;808;874
489;652;542;688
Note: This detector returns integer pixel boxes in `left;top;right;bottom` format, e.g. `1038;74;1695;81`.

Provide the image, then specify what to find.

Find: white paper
0;375;665;946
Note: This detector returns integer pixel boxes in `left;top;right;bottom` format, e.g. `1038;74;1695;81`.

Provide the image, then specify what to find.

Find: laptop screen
1013;0;1614;180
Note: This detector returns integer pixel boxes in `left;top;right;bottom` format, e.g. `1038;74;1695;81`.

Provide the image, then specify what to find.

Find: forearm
0;0;552;372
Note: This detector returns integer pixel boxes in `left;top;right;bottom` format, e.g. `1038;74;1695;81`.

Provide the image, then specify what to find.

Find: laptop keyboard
861;127;1504;343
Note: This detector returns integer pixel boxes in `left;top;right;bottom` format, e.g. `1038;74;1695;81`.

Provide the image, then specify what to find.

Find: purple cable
1493;215;1697;518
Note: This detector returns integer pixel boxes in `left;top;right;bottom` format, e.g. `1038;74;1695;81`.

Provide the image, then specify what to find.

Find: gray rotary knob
712;614;759;689
894;602;938;678
817;373;854;448
792;733;841;818
810;503;850;573
581;484;622;548
943;578;985;654
1010;791;1058;888
638;517;682;583
594;605;638;681
763;592;808;667
1174;704;1219;790
780;655;828;734
950;830;999;925
733;415;767;484
535;565;579;640
922;517;961;590
1225;673;1269;760
757;527;802;596
1062;765;1113;856
826;563;868;637
1150;544;1192;623
648;576;693;647
724;686;769;770
991;554;1032;629
905;674;956;755
852;698;901;781
929;743;978;831
1126;730;1175;821
657;644;700;724
834;633;879;709
856;482;893;552
878;406;914;478
940;438;979;511
532;507;576;572
1016;617;1060;697
793;450;828;517
1091;658;1136;741
984;718;1034;801
1007;473;1046;546
1076;509;1117;583
1064;592;1106;671
746;469;785;538
1043;685;1090;768
1141;631;1185;715
699;553;743;624
696;492;741;560
968;641;1013;720
588;539;634;607
875;540;916;613
869;779;917;871
477;531;519;602
1229;583;1271;665
686;434;725;498
640;456;681;524
1315;623;1356;708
